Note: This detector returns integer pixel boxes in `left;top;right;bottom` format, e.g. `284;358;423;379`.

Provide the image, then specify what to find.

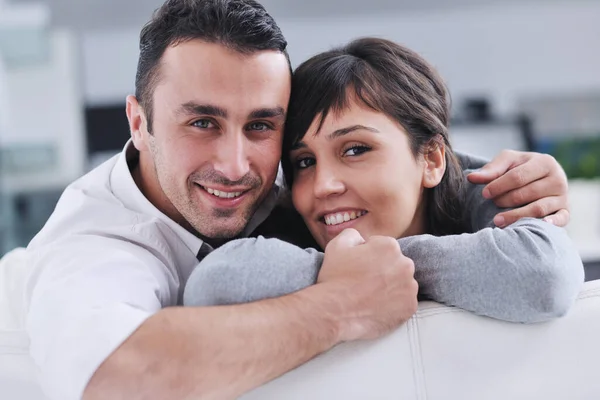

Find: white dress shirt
24;141;279;400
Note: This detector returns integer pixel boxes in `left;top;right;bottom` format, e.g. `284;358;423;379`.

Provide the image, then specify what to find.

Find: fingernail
494;215;506;227
544;217;554;225
483;188;492;199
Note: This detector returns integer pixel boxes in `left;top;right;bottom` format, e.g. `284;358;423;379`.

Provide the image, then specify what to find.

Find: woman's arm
185;215;583;323
184;237;323;307
400;217;584;323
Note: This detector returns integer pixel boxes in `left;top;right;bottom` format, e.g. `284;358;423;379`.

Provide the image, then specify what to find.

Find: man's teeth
324;211;367;226
205;187;243;199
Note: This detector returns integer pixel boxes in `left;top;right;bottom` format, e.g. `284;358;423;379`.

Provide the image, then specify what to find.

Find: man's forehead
154;41;291;113
160;40;290;80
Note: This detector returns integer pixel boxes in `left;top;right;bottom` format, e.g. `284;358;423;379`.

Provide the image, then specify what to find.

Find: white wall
80;1;600;115
81;29;139;106
2;29;86;190
281;1;600;115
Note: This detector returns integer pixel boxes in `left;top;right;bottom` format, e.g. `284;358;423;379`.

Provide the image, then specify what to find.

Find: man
24;1;572;400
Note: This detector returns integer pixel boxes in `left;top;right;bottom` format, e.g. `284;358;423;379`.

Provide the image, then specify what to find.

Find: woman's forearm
399;218;584;322
187;222;584;323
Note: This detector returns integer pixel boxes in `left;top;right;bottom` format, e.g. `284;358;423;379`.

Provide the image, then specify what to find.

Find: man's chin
194;219;249;242
189;196;261;241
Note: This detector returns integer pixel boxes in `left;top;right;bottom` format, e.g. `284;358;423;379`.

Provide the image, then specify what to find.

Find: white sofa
2;248;599;400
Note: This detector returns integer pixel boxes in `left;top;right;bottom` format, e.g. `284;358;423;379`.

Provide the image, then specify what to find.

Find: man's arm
85;230;416;400
86;286;340;400
27;231;416;400
462;150;571;227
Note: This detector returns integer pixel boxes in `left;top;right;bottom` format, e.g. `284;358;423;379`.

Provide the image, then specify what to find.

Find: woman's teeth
324;211;367;226
204;187;243;199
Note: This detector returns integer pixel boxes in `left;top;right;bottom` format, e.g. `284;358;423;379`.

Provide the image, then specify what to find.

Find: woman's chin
319;226;370;249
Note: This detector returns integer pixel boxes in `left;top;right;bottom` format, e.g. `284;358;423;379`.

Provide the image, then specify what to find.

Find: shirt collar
110;140;282;255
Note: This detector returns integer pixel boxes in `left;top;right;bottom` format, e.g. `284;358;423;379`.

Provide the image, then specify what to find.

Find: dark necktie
196;242;213;262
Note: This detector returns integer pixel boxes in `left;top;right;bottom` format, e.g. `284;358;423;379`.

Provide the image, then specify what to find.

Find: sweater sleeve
400;218;584;322
183;236;323;307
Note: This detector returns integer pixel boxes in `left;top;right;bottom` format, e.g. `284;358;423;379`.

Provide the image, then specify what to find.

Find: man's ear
126;95;150;152
422;138;446;189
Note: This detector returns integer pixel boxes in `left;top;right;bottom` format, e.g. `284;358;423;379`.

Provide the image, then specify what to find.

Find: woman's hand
467;150;569;228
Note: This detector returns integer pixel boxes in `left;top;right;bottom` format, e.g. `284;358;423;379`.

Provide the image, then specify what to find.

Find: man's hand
467;150;569;228
317;229;418;342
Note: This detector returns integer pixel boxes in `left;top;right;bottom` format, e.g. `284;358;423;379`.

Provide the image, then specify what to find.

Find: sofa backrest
243;279;600;400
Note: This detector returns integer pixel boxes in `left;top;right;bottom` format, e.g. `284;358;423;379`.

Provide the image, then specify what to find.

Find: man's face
131;40;291;239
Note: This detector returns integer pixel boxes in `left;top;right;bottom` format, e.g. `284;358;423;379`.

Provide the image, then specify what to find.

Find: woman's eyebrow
291;124;379;151
328;124;379;139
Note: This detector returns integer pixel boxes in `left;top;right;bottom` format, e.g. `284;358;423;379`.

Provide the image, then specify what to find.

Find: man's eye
192;119;214;129
247;122;271;131
295;157;316;170
343;145;371;157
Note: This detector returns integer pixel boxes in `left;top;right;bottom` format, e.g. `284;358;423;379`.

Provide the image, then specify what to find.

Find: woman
184;38;584;323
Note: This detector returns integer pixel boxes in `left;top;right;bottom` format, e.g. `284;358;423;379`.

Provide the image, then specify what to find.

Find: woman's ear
422;138;446;189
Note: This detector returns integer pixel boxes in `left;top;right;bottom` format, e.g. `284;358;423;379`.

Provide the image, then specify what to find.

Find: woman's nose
312;165;345;199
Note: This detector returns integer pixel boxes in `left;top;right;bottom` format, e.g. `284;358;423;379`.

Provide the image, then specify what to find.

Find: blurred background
0;0;599;277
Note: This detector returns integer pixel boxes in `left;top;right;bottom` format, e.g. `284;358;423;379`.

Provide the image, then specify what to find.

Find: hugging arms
185;152;583;323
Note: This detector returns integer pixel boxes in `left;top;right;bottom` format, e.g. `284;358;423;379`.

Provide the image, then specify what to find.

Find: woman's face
289;98;444;249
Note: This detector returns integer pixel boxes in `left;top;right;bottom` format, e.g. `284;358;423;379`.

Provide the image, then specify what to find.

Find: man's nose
313;164;345;199
213;133;251;183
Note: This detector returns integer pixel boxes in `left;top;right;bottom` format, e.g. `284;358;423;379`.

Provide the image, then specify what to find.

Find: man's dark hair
282;37;467;236
135;0;290;132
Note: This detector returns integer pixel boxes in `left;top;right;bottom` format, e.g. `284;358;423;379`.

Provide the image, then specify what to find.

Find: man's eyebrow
178;102;228;118
291;124;379;151
248;107;286;120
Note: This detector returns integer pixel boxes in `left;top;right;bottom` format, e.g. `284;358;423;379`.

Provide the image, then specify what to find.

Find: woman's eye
295;157;316;169
343;145;371;157
192;119;215;129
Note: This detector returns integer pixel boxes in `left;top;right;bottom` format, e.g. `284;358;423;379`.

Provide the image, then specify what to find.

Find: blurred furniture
567;179;600;271
586;261;600;281
0;144;66;256
449;116;534;160
1;247;599;400
0;182;64;256
85;104;129;171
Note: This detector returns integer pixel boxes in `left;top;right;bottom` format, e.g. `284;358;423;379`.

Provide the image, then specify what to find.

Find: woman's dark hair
135;0;290;133
282;37;466;236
